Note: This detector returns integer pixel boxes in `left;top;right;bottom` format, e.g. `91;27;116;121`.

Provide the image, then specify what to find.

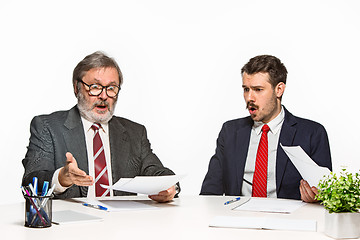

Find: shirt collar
81;117;109;134
253;106;285;135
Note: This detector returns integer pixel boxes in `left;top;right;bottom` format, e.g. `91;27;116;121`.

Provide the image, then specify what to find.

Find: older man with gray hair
22;51;178;202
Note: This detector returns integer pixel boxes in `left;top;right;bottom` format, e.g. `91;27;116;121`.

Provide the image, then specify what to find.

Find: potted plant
315;168;360;239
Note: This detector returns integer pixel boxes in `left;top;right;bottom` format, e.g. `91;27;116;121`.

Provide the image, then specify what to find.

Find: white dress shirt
241;106;285;197
52;117;114;198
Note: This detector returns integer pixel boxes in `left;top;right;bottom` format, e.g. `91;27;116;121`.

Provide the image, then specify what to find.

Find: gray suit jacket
22;106;175;198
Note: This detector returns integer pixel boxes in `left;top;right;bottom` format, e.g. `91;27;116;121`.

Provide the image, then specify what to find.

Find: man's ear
73;84;79;97
275;82;286;98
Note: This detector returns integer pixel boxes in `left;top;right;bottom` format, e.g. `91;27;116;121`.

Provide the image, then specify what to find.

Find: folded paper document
233;198;305;213
280;144;331;187
101;174;185;195
210;216;317;231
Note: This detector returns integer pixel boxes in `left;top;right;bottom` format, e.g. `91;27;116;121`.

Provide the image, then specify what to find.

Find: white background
1;0;359;204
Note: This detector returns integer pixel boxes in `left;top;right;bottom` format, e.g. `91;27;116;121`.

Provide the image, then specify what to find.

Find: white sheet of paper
52;210;103;224
233;198;306;213
280;144;331;187
210;216;316;232
84;199;158;211
101;174;185;195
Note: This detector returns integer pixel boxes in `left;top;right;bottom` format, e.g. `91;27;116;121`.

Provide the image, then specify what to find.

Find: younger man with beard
22;51;177;202
200;55;332;202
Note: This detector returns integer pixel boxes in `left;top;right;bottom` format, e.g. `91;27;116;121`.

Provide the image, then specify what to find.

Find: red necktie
252;124;270;197
91;123;110;197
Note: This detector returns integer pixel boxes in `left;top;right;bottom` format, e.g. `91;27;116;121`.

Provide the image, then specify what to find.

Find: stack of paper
233;198;306;213
210;216;317;231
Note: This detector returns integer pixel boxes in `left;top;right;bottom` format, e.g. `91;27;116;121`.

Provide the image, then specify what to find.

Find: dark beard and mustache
245;92;279;123
246;102;258;111
77;91;117;124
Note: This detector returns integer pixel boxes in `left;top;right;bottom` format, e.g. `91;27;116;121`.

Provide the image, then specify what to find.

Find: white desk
1;196;332;240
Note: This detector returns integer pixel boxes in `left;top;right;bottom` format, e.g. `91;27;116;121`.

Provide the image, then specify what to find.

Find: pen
41;184;56;208
224;197;241;205
83;203;108;211
28;183;37;196
33;177;38;195
41;181;49;196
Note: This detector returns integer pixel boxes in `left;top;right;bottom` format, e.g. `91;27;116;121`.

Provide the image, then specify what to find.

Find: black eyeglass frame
77;78;121;98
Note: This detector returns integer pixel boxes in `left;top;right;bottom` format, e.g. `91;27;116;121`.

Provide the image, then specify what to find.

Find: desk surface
1;196;332;240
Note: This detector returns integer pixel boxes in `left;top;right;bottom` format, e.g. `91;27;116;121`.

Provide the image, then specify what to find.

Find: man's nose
247;90;255;102
98;89;108;100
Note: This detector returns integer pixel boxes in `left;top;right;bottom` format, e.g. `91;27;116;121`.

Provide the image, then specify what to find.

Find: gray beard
76;91;117;124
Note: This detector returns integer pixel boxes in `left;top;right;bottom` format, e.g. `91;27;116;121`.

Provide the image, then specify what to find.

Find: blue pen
41;181;49;196
224;197;241;205
83;203;108;211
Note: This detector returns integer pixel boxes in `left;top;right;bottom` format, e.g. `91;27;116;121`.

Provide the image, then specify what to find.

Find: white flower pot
324;210;360;239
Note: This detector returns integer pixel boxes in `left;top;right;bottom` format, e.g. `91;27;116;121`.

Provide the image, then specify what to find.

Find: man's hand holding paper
101;175;184;202
148;186;176;203
280;144;331;203
300;179;319;203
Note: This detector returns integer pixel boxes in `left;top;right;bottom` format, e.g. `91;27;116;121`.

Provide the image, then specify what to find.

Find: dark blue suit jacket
200;107;332;200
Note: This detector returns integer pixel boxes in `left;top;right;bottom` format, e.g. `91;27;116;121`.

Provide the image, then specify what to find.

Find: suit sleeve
309;124;332;171
200;124;226;195
139;126;175;176
22;116;56;188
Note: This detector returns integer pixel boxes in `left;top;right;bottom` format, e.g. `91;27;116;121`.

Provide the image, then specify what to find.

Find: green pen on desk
224;197;241;205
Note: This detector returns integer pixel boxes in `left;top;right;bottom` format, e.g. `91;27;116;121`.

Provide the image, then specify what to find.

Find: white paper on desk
101;174;185;195
210;216;316;232
84;199;158;211
233;198;306;213
280;144;331;187
52;210;103;224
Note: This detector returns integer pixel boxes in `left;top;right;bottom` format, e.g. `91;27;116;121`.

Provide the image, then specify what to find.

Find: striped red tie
252;124;270;197
91;123;110;197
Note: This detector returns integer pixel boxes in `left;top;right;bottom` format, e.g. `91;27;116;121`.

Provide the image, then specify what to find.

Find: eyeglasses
78;79;121;98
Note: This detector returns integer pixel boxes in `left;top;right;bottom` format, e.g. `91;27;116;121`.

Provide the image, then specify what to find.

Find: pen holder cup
24;194;53;228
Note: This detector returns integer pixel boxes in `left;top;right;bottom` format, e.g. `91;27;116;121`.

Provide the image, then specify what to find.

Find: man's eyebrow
242;85;264;88
93;78;119;85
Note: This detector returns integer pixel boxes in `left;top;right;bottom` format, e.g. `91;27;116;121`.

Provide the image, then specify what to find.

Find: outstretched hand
148;185;176;203
58;152;94;187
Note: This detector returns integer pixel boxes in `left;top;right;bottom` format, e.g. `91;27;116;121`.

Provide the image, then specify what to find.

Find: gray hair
72;51;123;94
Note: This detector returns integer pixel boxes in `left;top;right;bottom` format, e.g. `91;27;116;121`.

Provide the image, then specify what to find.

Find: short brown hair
241;55;287;88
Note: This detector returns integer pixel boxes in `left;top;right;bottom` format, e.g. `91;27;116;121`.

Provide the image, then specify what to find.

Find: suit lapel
276;107;297;194
63;106;88;172
109;118;130;184
62;106;89;197
235;118;252;194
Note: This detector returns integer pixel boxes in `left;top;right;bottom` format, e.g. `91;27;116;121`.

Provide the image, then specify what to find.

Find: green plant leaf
316;168;360;213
